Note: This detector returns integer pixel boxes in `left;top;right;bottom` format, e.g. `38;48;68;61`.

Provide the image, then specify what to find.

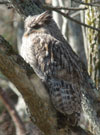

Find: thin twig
73;0;100;7
92;0;100;4
43;4;88;11
46;7;100;32
66;14;100;32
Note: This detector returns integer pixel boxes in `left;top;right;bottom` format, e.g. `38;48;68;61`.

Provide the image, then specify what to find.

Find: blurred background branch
0;87;26;135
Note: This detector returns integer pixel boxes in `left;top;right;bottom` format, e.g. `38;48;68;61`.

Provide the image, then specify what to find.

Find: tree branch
43;6;100;32
43;4;88;11
0;87;26;135
8;0;44;17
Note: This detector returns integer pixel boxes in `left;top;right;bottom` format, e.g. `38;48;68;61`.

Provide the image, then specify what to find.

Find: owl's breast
21;34;50;80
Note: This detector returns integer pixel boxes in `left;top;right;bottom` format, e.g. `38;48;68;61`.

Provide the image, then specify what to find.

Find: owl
21;11;91;126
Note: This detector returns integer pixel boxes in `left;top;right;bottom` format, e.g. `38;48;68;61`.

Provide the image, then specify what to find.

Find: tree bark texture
84;0;100;90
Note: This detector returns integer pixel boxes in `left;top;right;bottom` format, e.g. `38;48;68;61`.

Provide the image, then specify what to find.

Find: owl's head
24;11;52;35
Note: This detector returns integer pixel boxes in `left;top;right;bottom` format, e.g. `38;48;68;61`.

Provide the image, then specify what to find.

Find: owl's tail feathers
57;112;80;128
57;112;91;134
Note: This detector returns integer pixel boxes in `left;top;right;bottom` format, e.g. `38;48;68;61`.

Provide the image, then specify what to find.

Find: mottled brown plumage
21;11;94;126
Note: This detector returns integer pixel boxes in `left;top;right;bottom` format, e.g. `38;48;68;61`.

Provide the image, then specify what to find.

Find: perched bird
21;11;95;127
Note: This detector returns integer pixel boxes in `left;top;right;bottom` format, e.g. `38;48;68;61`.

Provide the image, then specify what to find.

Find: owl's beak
26;27;34;35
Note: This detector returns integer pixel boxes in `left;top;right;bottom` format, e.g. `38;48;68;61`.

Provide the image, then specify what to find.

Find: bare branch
92;1;100;4
0;87;26;135
8;0;44;17
46;8;100;32
43;4;88;11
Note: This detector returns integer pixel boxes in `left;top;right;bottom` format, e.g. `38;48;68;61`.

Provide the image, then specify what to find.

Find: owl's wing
28;34;94;95
27;34;81;109
28;34;82;82
47;78;81;114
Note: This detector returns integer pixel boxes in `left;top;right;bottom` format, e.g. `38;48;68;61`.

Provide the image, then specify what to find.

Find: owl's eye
30;24;41;29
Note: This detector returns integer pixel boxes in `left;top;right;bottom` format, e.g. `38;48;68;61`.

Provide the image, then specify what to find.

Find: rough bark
8;0;44;17
84;0;100;90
